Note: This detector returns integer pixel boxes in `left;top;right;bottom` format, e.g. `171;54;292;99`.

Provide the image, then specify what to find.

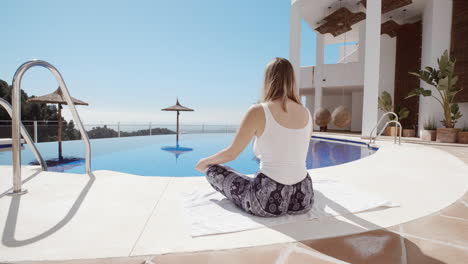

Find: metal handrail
10;60;92;195
368;111;402;145
0;97;48;171
374;120;402;145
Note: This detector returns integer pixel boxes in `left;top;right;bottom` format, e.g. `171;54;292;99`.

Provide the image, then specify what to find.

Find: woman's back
253;99;312;185
198;58;315;217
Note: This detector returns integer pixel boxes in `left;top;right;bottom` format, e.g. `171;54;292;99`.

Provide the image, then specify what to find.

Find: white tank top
253;103;312;185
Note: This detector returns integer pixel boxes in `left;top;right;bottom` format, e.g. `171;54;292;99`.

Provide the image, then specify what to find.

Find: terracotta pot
402;129;416;137
458;131;468;144
436;128;460;143
421;130;437;141
384;126;398;137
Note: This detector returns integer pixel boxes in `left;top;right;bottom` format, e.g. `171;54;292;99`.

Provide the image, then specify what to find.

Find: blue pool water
0;133;376;176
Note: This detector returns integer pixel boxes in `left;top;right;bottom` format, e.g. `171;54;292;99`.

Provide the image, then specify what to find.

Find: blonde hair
261;57;301;112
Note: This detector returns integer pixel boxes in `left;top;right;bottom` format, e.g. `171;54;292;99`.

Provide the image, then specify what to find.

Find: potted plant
407;50;463;143
421;118;437;141
378;91;409;136
402;125;416;137
458;124;468;144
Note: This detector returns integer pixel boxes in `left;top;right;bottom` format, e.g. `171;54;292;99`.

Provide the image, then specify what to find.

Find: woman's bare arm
195;104;262;172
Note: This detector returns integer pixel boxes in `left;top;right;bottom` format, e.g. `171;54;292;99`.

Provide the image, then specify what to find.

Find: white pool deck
0;136;467;262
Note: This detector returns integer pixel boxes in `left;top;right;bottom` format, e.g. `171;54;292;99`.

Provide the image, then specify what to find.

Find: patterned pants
205;164;314;217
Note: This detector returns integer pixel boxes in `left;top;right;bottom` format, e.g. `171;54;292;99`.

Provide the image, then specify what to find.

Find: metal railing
9;60;92;195
0;98;47;171
368;112;402;145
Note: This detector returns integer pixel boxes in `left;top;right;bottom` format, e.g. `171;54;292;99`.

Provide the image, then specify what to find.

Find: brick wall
451;0;468;103
394;21;422;129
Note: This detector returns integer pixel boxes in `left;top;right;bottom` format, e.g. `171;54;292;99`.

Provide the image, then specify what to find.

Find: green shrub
423;118;437;130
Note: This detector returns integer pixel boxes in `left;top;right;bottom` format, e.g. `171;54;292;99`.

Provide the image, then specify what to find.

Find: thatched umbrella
27;88;88;161
161;98;193;144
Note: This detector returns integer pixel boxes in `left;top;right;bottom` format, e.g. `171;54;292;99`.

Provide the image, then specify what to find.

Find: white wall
361;0;382;136
351;91;363;132
459;104;468;128
322;94;353;131
296;0;468;134
305;95;314;112
303;94;315;130
349;20;397;134
302;93;361;132
401;0;468;131
321;62;364;87
299;66;314;89
299;62;364;89
378;35;396;101
308;29;394;133
358;21;366;68
418;0;460;133
338;44;359;63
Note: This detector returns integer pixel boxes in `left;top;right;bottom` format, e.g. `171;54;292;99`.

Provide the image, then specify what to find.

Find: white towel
182;180;398;237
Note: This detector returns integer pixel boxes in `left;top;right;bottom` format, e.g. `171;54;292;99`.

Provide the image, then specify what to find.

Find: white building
290;0;468;136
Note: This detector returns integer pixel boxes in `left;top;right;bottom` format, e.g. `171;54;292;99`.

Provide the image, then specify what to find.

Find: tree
407;50;463;128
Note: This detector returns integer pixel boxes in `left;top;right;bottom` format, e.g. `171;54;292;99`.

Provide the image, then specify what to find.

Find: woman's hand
195;158;211;173
194;105;260;174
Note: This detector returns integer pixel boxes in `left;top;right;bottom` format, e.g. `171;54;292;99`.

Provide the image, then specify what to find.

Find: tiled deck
1;137;467;264
23;196;466;264
14;194;468;264
145;191;468;264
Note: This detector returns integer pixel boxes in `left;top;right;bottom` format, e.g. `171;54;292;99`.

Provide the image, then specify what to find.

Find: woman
195;57;314;217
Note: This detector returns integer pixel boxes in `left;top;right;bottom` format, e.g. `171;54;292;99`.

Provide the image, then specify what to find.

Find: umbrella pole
58;104;63;161
176;111;179;146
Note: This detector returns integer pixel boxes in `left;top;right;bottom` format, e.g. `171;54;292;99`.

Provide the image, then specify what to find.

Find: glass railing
0;120;239;143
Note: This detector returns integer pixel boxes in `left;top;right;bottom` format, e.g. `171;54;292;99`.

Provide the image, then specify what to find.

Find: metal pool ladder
0;97;47;171
368;112;402;145
8;60;92;196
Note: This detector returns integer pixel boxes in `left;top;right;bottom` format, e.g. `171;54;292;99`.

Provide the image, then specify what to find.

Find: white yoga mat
182;180;398;237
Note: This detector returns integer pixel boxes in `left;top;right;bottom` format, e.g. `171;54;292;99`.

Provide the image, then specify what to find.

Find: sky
2;0;346;125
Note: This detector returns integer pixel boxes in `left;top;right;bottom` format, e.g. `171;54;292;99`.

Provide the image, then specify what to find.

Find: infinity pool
0;133;376;176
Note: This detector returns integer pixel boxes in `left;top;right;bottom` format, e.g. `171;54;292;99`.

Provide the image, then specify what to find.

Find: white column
34;121;38;143
314;33;325;129
418;0;454;134
305;95;315;112
361;0;381;137
289;3;301;87
358;21;366;66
